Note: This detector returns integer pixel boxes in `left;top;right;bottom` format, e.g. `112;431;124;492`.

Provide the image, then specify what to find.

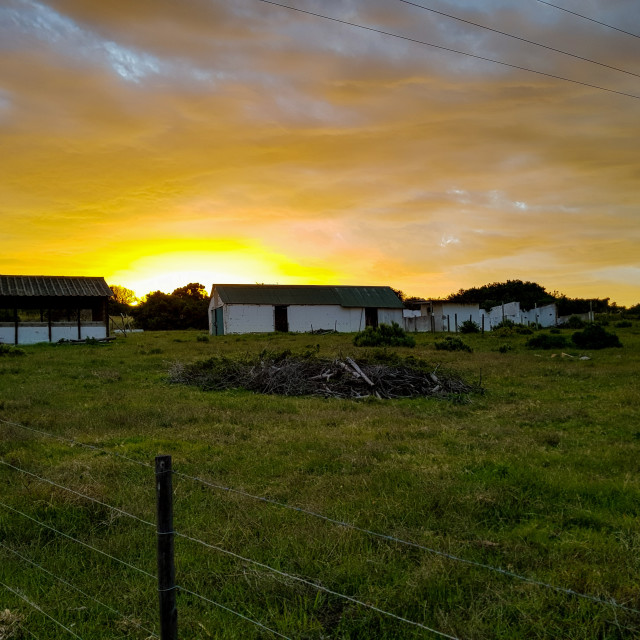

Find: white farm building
208;284;405;335
0;275;112;345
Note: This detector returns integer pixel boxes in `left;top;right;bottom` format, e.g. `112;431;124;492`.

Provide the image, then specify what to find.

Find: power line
0;581;84;639
0;542;160;639
252;0;640;100
394;0;640;78
535;0;640;39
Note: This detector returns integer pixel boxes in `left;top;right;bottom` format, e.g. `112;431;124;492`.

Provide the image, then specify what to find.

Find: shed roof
0;276;113;298
213;285;404;309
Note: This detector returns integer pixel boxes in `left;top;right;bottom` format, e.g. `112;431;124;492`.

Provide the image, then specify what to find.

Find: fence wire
2;417;637;617
0;580;83;639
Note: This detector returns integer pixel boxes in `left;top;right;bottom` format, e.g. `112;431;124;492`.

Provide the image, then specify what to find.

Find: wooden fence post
156;455;177;640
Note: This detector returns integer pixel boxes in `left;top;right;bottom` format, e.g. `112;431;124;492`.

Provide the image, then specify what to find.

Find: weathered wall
0;322;108;345
210;303;404;334
223;304;274;334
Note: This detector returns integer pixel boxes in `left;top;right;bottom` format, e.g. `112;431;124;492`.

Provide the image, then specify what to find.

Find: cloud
1;0;639;303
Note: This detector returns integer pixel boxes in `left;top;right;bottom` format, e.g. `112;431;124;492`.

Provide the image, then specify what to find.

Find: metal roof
0;276;113;298
213;285;404;308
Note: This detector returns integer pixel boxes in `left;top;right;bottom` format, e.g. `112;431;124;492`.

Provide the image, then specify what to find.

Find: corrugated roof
0;276;113;298
214;285;404;308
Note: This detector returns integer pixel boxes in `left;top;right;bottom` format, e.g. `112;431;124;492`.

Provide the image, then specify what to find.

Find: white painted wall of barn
212;303;404;334
0;323;108;345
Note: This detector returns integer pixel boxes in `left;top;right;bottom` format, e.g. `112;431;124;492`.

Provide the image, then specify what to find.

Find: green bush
353;322;416;348
497;344;512;354
614;321;632;328
492;319;532;335
434;336;472;353
572;324;622;349
459;320;480;334
526;334;570;349
564;315;586;329
0;344;26;357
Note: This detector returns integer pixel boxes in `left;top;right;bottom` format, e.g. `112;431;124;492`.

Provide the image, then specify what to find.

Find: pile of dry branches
168;351;482;400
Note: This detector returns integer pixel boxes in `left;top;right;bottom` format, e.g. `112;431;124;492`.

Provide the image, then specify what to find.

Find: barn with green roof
208;284;404;335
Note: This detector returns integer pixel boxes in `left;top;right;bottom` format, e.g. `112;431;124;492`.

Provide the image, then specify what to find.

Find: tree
172;282;208;301
108;284;138;315
447;280;554;311
130;284;210;330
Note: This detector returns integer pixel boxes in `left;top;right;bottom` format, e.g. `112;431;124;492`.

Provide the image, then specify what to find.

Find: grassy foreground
1;326;639;639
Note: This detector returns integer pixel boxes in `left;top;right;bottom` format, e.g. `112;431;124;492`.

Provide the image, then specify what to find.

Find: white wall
215;304;404;334
0;322;107;345
224;304;274;334
521;303;557;328
288;305;360;332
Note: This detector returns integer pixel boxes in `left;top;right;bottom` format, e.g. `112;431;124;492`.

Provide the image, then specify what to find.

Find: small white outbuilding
208;284;405;335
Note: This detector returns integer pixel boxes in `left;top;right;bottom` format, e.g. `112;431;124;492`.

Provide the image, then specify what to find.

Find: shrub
564;315;586;329
497;344;512;354
572;324;622;349
526;334;570;349
0;344;26;357
353;322;416;348
434;336;472;353
196;335;210;342
459;320;480;334
492;320;532;335
614;321;632;328
549;327;561;334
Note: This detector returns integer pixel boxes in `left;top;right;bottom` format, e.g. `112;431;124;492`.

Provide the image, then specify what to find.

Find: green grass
1;326;639;638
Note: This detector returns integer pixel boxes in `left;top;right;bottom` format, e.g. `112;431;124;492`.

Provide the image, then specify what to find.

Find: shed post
447;315;450;332
454;313;458;333
14;307;18;345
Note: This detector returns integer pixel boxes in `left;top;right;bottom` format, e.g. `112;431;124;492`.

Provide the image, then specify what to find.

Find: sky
1;0;639;304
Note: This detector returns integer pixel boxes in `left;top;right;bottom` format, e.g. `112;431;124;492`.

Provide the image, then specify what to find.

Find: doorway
274;305;289;332
365;307;378;328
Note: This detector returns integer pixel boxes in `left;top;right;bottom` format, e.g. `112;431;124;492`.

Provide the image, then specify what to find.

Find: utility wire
2;419;639;615
176;531;461;640
0;542;159;639
252;0;640;100
536;0;640;39
0;581;84;639
394;0;640;78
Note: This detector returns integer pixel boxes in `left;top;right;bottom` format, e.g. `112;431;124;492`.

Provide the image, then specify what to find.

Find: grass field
1;324;639;639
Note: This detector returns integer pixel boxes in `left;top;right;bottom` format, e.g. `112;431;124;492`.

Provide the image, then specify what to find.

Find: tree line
110;279;639;331
109;283;209;330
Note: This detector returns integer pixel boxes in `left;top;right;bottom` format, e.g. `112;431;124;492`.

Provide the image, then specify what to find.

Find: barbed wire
0;460;460;638
0;486;300;639
2;418;639;615
0;501;157;580
0;542;159;639
177;587;293;640
175;531;461;640
0;580;84;639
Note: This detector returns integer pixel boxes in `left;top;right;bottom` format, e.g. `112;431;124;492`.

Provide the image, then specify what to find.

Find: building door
365;307;378;328
274;305;289;332
214;307;224;335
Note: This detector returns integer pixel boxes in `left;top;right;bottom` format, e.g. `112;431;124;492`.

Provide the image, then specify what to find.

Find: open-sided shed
208;284;404;335
0;275;113;345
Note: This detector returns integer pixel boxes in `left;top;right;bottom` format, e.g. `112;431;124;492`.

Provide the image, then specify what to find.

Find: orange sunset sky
1;0;639;304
